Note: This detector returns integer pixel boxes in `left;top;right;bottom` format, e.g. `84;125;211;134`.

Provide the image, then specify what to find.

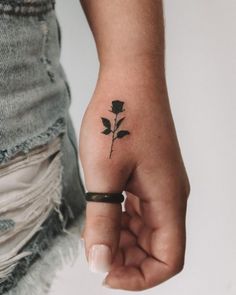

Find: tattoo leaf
101;128;112;135
101;117;111;129
116;117;125;129
116;130;130;138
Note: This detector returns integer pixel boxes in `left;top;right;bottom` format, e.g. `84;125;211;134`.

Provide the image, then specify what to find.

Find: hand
78;72;190;291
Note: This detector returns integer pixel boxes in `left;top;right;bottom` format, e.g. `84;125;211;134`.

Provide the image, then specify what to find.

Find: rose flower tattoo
101;100;130;159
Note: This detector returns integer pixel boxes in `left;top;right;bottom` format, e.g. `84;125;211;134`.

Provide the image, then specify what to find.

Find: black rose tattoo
101;100;130;159
111;100;124;114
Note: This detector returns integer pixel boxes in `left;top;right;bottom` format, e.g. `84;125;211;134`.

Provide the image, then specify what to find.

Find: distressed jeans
0;0;86;294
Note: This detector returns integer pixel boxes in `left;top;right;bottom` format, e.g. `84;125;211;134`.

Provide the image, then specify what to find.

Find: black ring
85;192;124;204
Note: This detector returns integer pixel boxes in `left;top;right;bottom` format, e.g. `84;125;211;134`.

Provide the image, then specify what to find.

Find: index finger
103;194;187;291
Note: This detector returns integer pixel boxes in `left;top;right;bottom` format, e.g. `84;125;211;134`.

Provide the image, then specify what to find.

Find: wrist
99;54;166;82
93;60;168;105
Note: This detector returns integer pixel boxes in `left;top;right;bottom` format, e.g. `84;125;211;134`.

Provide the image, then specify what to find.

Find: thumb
83;199;123;273
78;99;134;273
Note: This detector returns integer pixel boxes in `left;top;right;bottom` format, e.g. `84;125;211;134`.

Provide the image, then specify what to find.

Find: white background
49;1;236;294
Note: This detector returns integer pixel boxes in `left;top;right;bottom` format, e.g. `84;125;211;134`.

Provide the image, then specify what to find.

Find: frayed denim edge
0;117;67;165
0;1;55;17
0;200;85;295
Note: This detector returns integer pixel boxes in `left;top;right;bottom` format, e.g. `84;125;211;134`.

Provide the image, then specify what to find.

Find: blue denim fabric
0;0;70;161
0;1;86;293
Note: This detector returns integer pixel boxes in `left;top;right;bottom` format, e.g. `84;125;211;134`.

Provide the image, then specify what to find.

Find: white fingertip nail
89;244;111;273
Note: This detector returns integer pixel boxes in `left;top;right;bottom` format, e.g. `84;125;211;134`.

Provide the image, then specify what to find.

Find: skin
78;0;190;291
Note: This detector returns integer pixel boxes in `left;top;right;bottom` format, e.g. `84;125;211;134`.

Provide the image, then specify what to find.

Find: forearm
80;0;166;85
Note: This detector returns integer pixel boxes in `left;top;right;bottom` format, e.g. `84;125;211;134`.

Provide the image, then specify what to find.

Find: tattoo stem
109;113;118;158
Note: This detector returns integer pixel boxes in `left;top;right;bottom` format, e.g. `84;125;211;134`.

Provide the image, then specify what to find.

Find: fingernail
89;244;112;273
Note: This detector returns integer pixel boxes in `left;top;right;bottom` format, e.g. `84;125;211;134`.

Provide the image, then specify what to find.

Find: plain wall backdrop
49;1;236;294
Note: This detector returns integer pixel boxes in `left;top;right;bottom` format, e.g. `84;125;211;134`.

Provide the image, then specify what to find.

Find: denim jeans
0;1;86;294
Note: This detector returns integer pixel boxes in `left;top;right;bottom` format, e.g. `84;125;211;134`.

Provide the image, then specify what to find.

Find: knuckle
185;177;191;198
179;174;191;201
169;259;185;276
